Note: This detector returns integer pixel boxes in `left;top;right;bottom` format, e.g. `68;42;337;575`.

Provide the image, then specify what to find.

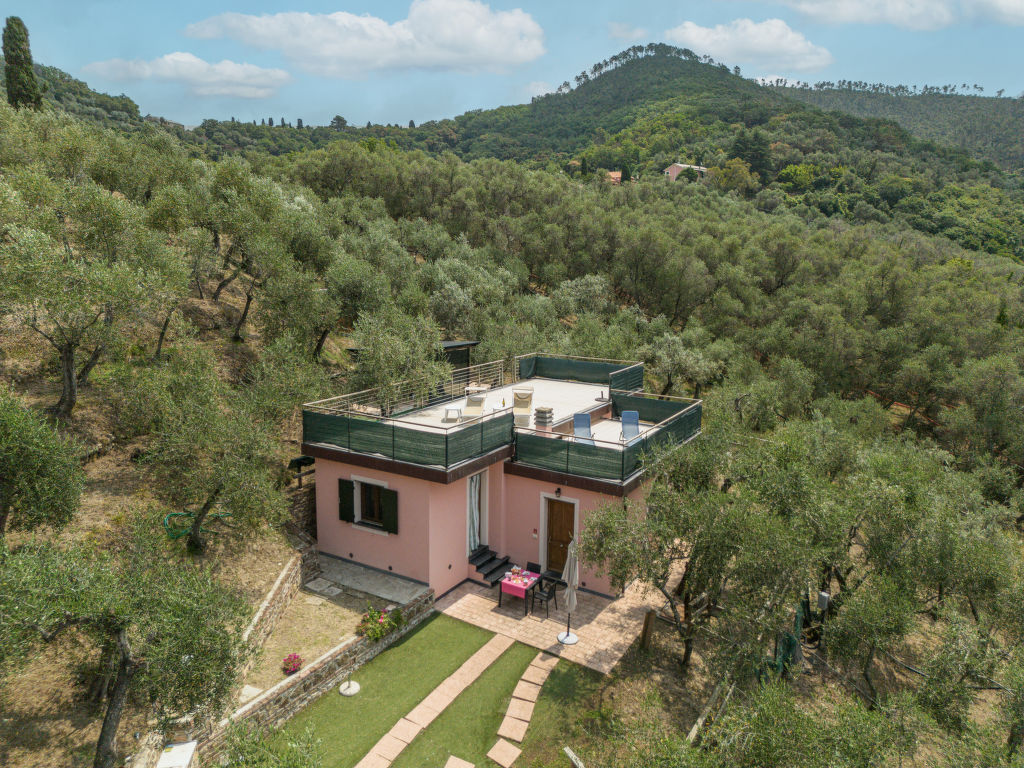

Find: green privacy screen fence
303;410;514;468
516;355;643;391
304;400;701;479
515;398;703;481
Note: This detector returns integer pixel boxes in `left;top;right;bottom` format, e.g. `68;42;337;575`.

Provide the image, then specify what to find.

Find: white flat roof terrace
389;377;608;431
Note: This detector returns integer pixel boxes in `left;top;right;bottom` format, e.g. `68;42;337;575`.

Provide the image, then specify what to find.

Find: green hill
778;85;1024;173
188;44;789;161
0;57;143;130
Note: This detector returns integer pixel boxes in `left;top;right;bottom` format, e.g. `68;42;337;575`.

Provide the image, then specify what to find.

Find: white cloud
83;52;290;98
607;22;648;41
763;0;1024;29
665;18;833;71
186;0;546;77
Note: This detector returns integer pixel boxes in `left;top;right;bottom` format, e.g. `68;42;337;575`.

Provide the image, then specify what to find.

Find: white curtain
468;472;481;552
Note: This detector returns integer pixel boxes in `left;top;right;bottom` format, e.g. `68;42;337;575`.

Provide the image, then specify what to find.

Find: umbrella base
339;681;361;696
558;632;579;645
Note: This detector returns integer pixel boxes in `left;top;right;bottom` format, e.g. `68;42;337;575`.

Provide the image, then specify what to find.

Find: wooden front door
546;499;575;573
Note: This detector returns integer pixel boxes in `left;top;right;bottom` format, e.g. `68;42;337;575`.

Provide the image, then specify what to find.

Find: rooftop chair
512;388;534;427
462;392;486;422
620;410;641;444
573;413;595;446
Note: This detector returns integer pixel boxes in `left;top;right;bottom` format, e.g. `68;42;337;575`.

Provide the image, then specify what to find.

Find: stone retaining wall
286;481;317;538
196;588;435;765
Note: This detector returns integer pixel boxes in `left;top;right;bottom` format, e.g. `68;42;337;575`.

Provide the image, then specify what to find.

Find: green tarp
302;410;511;469
517;355;642;386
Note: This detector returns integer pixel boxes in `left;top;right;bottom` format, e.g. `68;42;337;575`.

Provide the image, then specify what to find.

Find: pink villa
301;354;702;600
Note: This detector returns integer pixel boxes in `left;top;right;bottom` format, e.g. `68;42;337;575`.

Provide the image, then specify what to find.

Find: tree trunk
313;327;331;361
0;491;9;539
862;644;878;707
53;344;78;418
78;306;114;388
1009;720;1024;758
92;630;138;768
153;310;174;361
232;288;254;341
87;639;118;706
77;345;104;388
186;487;222;554
213;260;244;301
659;374;674;396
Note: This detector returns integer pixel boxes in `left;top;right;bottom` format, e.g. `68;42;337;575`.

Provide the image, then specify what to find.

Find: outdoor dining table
498;570;540;615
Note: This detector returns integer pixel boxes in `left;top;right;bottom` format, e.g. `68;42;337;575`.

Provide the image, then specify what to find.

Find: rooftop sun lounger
620;410;640;443
513;388;534;427
573;413;595;446
462;392;486;421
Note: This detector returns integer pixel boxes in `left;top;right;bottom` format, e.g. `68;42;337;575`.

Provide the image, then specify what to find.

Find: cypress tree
3;16;43;110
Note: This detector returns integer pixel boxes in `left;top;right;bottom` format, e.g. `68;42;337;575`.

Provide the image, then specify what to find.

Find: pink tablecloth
500;571;539;599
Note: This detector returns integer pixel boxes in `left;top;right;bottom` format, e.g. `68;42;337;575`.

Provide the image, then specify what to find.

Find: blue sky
14;0;1024;126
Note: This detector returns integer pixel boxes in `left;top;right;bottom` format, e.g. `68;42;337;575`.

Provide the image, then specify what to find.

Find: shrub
282;653;303;675
356;604;406;642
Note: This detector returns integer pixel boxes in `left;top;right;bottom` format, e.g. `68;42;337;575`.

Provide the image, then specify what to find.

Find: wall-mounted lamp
555;487;562;498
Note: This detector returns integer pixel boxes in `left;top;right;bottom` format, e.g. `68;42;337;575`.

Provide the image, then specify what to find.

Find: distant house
606;171;622;185
664;163;708;181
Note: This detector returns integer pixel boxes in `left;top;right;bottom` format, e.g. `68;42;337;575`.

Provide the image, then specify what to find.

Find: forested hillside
5;42;1024;768
778;84;1024;173
190;49;1024;262
0;56;142;130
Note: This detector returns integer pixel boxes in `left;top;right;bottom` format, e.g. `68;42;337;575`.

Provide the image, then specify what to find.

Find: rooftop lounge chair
620;410;640;443
513;388;534;427
462;392;486;421
573;413;595;446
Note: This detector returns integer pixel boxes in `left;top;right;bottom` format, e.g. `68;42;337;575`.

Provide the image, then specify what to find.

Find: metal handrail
513;352;642;367
305;359;511;423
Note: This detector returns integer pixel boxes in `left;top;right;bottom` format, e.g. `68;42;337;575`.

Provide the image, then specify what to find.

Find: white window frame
350;474;391;536
538;492;579;572
466;470;489;555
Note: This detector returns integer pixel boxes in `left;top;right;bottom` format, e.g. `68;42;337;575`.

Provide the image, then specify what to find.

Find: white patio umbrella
558;537;580;645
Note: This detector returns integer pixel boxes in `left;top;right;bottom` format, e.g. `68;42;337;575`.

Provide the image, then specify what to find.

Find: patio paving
435;580;659;674
316;556;429;604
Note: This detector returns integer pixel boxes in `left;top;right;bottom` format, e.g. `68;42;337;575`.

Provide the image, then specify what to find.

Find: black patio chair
531;581;559;618
527;561;543;586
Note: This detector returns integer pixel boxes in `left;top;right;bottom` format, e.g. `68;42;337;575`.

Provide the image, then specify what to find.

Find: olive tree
350;307;451;413
0;177;182;417
0;530;249;768
0;388;83;539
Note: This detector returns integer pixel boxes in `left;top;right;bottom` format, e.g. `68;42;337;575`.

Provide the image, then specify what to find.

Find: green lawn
277;613;493;768
519;660;607;767
391;641;539;768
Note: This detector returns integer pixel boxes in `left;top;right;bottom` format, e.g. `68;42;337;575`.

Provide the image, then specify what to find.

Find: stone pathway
486;651;557;765
353;634;514;768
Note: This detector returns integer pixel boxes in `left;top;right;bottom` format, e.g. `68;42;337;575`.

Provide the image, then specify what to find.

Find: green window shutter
338;479;355;522
380;488;399;534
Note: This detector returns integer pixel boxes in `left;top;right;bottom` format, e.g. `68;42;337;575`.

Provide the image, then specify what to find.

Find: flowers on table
357;603;407;642
282;653;303;675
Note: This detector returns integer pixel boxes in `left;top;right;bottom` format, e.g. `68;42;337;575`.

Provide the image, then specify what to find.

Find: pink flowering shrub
356;604;406;641
282;653;303;675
